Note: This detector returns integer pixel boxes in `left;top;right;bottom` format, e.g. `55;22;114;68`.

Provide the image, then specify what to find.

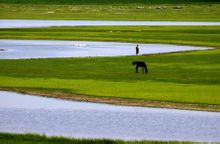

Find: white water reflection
0;91;220;142
0;39;210;59
0;20;220;28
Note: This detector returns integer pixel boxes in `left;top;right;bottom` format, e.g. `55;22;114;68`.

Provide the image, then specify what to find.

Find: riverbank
0;49;220;112
0;133;207;144
1;88;219;112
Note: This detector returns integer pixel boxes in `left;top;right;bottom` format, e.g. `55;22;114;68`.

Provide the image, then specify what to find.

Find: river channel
0;39;210;59
0;20;220;28
0;91;219;142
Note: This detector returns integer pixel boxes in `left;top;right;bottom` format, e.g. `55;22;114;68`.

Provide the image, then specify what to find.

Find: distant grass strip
1;26;220;47
1;0;219;5
0;132;210;144
0;3;220;21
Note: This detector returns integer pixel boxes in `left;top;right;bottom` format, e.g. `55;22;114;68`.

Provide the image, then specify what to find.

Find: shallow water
0;39;210;59
0;91;220;142
0;20;220;28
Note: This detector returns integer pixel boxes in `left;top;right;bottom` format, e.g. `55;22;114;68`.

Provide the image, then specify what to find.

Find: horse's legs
145;67;148;73
136;66;138;73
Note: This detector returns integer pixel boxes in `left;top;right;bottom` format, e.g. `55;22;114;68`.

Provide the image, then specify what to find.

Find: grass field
0;0;220;111
1;0;219;4
0;133;206;144
1;26;220;47
0;3;220;21
0;0;219;142
0;49;220;111
0;26;220;111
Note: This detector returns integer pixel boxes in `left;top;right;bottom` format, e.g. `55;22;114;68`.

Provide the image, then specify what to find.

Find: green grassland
1;0;219;5
0;133;207;144
1;26;220;47
0;3;220;21
0;49;220;110
0;1;220;111
0;0;220;142
0;25;220;111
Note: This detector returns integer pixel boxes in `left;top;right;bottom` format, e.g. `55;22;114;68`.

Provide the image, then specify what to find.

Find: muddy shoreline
1;87;219;112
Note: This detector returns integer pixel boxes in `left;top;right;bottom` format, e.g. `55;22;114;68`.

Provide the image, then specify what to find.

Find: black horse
132;61;148;73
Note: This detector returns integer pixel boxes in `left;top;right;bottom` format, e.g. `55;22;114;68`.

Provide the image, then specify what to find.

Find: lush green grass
0;0;219;5
0;133;205;144
0;26;220;109
0;49;220;106
0;3;220;21
1;26;220;47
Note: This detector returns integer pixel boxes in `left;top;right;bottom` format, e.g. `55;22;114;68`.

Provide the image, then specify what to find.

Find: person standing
136;44;139;55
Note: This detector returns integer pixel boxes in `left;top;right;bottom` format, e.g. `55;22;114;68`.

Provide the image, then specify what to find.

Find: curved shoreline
0;29;219;112
1;88;219;112
0;39;211;59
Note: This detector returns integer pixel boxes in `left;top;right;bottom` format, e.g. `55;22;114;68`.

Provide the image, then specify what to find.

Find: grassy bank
0;49;220;111
1;26;220;47
0;3;220;21
1;0;219;5
0;133;206;144
0;26;220;111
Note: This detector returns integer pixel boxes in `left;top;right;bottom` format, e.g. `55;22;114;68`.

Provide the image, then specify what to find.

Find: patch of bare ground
1;87;220;112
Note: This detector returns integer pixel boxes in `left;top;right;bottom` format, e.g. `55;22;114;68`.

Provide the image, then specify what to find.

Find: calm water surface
0;39;210;59
1;20;220;28
0;91;220;142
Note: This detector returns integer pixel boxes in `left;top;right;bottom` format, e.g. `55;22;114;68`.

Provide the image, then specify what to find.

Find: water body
0;39;210;59
0;20;220;28
0;91;220;142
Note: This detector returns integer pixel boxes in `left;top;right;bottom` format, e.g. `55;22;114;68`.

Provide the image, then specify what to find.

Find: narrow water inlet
1;20;220;28
0;91;219;142
0;39;211;59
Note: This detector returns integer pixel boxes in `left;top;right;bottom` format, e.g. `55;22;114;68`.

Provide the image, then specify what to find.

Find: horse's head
132;61;136;65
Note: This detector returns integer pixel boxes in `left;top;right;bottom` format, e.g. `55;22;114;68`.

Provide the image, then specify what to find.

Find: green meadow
0;0;220;111
0;26;220;111
0;0;220;143
0;2;220;21
0;133;207;144
0;48;220;110
1;0;219;5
